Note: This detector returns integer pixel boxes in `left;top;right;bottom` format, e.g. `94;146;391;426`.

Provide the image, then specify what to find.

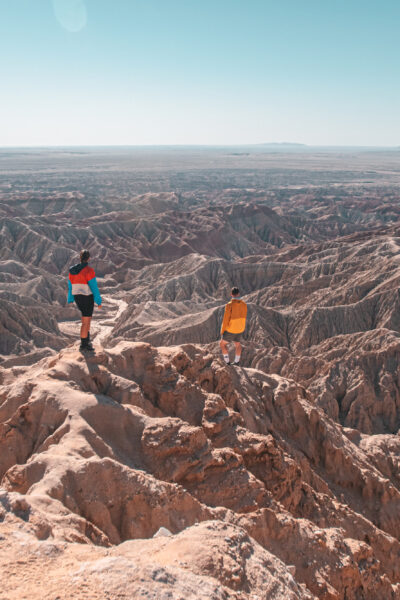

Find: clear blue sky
1;0;399;146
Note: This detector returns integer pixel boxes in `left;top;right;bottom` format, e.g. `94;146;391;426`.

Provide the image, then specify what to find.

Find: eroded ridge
1;342;400;599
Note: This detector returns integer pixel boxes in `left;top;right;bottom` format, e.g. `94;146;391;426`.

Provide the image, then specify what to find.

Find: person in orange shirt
220;287;247;365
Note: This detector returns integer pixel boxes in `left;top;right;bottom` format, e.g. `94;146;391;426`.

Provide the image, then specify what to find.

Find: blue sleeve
88;277;102;305
67;280;74;303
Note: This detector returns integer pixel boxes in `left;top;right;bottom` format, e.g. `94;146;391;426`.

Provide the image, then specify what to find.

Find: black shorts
222;331;243;342
74;294;94;317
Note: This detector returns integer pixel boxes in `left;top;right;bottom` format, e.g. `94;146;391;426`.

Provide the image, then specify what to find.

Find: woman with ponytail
67;249;102;351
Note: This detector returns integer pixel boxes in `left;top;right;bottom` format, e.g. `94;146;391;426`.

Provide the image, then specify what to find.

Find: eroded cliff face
1;342;399;599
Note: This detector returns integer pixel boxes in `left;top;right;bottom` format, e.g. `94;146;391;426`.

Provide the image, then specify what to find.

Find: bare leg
80;316;92;339
220;338;229;356
234;341;242;357
220;339;231;363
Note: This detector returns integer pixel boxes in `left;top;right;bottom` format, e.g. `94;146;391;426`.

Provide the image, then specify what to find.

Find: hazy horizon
1;143;399;151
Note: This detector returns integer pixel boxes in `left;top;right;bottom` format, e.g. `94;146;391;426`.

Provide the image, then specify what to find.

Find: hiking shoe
80;341;95;352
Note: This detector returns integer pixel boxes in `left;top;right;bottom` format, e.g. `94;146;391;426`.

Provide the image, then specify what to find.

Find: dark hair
80;249;90;263
231;287;240;296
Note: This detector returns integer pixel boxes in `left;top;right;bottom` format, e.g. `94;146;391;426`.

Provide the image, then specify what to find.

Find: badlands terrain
1;146;400;599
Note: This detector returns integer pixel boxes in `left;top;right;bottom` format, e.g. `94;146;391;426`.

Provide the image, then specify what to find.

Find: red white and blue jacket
67;262;102;305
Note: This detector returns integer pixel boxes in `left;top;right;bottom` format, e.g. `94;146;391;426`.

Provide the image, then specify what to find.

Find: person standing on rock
220;287;247;366
67;249;102;351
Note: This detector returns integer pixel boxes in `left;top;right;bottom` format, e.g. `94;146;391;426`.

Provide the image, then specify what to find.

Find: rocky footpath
1;341;399;599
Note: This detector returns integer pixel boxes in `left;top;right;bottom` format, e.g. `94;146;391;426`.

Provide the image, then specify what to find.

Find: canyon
1;147;400;599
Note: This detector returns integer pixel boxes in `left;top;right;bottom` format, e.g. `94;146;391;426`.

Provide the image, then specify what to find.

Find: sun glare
52;0;87;33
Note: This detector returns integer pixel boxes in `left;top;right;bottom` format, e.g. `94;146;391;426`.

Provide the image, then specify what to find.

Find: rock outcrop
0;510;314;600
1;342;400;599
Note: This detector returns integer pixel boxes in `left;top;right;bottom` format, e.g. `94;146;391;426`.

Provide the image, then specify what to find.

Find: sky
0;0;399;147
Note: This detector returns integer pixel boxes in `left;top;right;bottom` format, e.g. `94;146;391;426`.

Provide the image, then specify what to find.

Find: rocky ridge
1;342;400;598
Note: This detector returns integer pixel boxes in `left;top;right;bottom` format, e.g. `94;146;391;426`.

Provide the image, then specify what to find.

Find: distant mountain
258;142;307;147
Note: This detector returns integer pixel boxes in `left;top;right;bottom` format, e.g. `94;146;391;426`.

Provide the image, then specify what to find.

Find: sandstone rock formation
1;342;400;598
2;148;400;598
0;510;314;600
